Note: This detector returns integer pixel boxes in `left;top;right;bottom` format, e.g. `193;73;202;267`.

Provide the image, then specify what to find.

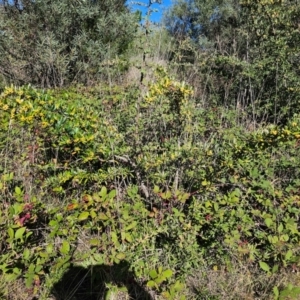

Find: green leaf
116;253;126;260
93;253;104;264
281;234;289;242
46;244;54;254
153;185;160;193
259;261;270;273
214;202;219;211
173;280;184;291
49;220;58;227
5;273;19;282
161;190;172;199
15;186;22;195
111;232;119;246
273;286;279;298
99;186;107;198
25;273;34;288
7;227;14;240
272;264;279;274
89;239;100;246
146;280;157;288
161;291;171;299
125;233;133;243
205;201;212;208
15;227;26;240
90;209;97;219
98;212;109;220
285;250;293;261
78;211;89;221
126;221;137;231
39;252;49;258
265;218;273;228
23;248;30;261
155;277;164;284
149;269;158;279
60;240;70;255
162;269;173;279
108;189;116;199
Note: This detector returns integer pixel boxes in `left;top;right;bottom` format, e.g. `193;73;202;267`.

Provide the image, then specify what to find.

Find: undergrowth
1;69;300;299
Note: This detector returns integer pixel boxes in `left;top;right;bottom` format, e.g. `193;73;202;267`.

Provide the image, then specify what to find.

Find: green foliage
0;0;138;87
165;0;241;50
1;74;300;298
165;0;300;123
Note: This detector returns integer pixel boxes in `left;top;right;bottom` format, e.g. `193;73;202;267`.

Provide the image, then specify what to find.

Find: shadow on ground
50;260;153;300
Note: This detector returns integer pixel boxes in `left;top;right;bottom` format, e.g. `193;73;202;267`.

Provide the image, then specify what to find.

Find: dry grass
187;260;300;300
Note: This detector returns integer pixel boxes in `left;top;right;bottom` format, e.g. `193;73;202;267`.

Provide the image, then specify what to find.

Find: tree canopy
0;0;138;87
165;0;300;123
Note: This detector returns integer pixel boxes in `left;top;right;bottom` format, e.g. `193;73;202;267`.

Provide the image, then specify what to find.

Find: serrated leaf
15;227;26;240
259;261;270;272
78;211;89;221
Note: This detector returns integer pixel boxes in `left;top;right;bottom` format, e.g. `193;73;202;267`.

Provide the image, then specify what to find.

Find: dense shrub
1;76;300;298
0;0;138;87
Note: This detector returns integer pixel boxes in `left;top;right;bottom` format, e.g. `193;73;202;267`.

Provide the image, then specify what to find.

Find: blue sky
127;0;172;23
